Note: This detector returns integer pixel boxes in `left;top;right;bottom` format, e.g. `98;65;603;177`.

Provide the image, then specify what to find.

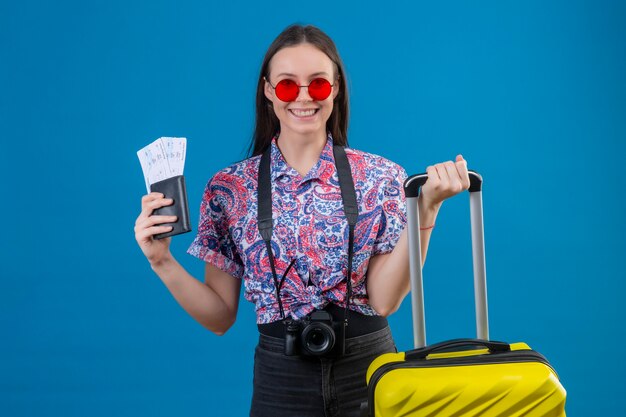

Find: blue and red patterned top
187;135;407;324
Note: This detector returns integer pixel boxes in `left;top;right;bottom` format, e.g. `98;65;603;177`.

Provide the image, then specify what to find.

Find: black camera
284;310;346;358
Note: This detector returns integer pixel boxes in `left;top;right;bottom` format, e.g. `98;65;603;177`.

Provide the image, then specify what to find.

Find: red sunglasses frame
265;77;336;102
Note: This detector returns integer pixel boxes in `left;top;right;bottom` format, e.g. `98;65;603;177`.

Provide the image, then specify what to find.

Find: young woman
134;24;470;417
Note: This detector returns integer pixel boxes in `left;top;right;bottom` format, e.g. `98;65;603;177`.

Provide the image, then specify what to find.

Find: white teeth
290;109;317;117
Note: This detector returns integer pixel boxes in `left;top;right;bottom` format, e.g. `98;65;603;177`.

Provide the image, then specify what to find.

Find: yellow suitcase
362;172;567;416
365;339;566;416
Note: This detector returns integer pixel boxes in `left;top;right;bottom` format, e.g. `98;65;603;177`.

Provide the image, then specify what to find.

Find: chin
285;123;325;137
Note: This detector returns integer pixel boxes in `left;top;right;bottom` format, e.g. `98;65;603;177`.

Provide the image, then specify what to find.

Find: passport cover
149;175;192;239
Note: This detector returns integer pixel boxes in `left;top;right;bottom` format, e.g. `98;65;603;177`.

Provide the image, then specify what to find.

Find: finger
149;215;178;224
135;215;176;233
138;193;165;221
141;193;175;211
425;165;440;190
136;225;174;242
135;215;178;231
147;198;174;211
426;165;439;180
444;161;463;193
140;197;174;218
141;192;165;207
435;163;450;189
454;155;470;189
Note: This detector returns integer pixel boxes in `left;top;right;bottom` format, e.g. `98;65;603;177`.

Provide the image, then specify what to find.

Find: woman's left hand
420;154;471;211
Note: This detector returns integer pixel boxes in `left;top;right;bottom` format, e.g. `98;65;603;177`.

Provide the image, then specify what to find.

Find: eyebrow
275;71;331;78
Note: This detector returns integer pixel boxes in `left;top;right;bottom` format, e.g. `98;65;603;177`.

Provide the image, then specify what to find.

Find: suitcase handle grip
404;171;482;198
405;338;510;360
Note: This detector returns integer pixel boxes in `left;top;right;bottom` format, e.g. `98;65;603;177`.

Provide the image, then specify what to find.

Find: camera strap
257;143;357;324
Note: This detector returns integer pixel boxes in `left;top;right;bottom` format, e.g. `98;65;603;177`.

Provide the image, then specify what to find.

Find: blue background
2;0;624;415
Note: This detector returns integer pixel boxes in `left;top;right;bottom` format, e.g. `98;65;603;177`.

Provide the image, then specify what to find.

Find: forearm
150;255;236;335
366;201;440;316
416;202;439;266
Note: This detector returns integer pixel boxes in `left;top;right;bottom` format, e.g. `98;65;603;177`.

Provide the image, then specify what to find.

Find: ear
332;77;340;100
263;78;274;102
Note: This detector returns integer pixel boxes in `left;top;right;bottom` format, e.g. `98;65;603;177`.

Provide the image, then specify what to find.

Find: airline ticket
137;137;187;193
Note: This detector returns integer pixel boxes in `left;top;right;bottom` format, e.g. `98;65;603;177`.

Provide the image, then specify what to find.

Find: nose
295;85;312;102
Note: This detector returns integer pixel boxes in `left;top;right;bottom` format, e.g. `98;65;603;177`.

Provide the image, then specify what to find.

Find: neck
276;131;327;177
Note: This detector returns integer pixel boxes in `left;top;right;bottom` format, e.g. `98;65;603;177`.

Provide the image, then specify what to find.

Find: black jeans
250;326;396;417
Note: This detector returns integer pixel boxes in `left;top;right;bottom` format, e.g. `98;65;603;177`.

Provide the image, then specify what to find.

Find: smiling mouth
289;109;319;117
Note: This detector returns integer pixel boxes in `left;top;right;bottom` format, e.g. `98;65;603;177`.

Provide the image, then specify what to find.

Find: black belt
258;304;388;339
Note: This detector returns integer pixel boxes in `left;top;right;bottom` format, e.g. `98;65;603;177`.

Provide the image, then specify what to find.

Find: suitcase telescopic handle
403;171;488;349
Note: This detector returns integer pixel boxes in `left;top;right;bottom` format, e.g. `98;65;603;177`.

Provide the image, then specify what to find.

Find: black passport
149;175;192;239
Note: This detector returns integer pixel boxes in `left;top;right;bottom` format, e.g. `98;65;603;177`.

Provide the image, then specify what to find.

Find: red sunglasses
266;77;335;102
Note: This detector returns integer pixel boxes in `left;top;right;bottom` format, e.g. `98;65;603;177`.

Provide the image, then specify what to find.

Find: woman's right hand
134;192;178;266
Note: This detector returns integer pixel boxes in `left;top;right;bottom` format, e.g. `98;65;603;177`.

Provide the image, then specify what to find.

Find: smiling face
264;43;339;141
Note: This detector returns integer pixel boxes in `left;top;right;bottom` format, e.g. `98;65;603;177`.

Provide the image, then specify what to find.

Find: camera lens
301;322;335;356
309;330;326;347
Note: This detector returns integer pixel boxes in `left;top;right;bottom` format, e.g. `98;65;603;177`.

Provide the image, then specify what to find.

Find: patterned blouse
187;135;407;324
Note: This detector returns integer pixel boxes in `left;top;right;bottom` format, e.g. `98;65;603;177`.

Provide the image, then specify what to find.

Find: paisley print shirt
187;135;407;324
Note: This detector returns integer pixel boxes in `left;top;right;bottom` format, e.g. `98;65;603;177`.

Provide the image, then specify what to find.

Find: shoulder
345;147;407;183
209;155;260;185
202;155;261;201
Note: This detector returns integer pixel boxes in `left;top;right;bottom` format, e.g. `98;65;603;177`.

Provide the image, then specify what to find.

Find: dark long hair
247;24;349;157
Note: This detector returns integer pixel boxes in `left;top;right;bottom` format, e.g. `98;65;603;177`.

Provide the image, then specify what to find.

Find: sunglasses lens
308;78;332;101
275;79;299;102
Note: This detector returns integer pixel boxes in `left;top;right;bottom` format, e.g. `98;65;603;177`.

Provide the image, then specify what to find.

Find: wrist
418;195;440;226
149;252;175;271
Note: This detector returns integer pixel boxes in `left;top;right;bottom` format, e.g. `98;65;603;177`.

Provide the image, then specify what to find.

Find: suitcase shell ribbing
366;342;565;417
363;172;567;417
